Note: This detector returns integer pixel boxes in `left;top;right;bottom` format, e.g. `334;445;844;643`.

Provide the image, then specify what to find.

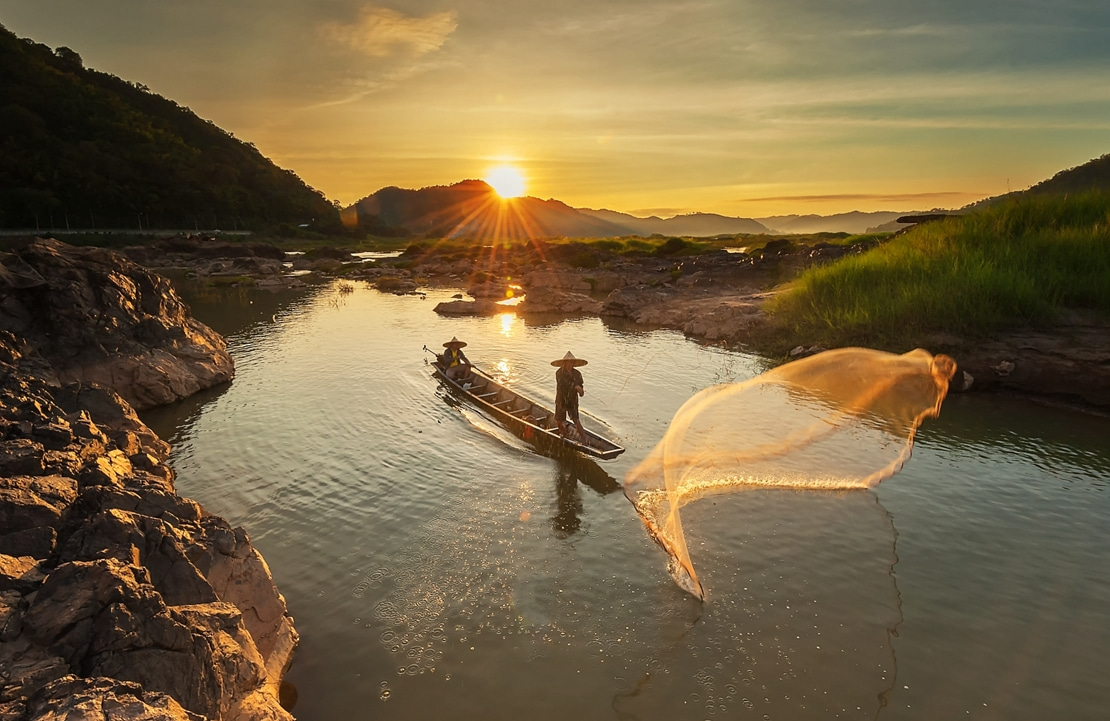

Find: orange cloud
322;5;458;58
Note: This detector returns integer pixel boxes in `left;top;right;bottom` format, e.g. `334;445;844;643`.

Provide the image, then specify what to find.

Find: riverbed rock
0;238;234;410
600;285;678;320
433;299;502;316
518;287;602;315
936;324;1110;408
466;281;511;299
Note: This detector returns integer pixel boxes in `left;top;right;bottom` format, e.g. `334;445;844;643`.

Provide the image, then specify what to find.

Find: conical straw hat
443;336;467;348
551;351;588;367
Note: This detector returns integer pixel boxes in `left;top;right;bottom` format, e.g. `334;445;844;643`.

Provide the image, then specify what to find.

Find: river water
142;280;1110;721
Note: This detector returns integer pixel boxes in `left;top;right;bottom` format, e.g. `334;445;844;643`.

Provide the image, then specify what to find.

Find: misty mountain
577;208;772;236
346;180;631;239
0;23;338;231
754;211;913;234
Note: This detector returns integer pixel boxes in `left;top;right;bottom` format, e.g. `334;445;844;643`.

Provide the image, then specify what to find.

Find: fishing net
623;347;957;600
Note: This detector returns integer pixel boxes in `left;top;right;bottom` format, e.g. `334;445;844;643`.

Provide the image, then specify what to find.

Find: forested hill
0;24;339;231
1024;153;1110;196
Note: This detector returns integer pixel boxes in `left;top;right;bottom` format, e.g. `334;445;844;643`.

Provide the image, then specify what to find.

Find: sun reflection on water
499;313;515;337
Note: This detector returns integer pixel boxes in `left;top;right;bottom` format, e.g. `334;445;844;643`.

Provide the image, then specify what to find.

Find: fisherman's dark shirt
555;367;584;408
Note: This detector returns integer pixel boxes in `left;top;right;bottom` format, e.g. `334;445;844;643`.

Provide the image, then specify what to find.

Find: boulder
0;238;234;410
0;554;46;594
467;281;511;299
601;286;676;319
376;276;417;293
433;299;502;316
518;287;602;315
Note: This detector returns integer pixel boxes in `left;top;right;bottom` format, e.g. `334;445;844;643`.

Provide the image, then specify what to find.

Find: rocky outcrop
0;336;295;717
601;286;774;341
0;238;234;410
517;287;602;315
432;299;502;316
928;323;1110;408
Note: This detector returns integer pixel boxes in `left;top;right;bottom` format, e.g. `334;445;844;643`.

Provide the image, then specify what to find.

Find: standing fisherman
440;337;471;381
552;351;587;437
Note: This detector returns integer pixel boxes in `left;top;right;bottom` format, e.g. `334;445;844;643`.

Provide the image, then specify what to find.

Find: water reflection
148;282;1110;721
551;453;621;539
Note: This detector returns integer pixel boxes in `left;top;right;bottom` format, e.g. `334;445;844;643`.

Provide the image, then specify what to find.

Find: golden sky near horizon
2;1;1108;217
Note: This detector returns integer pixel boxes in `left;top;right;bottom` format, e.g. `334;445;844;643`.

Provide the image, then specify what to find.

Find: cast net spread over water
624;347;957;600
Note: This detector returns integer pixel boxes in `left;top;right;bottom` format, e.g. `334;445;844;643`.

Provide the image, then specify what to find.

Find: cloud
322;5;458;58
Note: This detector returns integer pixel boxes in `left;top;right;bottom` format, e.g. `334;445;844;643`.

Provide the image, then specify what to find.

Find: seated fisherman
440;337;471;381
552;351;587;437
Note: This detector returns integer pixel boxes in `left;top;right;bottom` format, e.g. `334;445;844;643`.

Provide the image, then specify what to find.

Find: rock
992;360;1016;376
467;281;510;299
376;276;417;293
15;675;202;721
0;323;297;720
54;383;171;460
0;526;57;559
0;554;46;593
518;287;602;315
433;299;502;316
788;345;828;359
520;270;592;292
58;509;216;606
0;238;234;410
601;286;675;319
0;475;78;533
680;298;771;341
0;439;45;476
19;558;291;720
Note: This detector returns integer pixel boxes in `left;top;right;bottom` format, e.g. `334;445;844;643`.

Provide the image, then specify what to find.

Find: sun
485;165;526;198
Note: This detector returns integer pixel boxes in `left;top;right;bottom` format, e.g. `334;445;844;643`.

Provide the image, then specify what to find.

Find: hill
755;211;913;234
1023;153;1110;196
969;153;1110;210
0;23;339;232
345;180;631;239
578;208;772;236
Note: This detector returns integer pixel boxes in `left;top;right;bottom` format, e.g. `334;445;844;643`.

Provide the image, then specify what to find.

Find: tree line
0;24;342;233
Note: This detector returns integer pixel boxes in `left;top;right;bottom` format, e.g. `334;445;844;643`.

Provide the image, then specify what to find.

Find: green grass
769;192;1110;347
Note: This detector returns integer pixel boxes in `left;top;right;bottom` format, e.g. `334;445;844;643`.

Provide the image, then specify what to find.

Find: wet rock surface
0;238;234;411
0;335;295;717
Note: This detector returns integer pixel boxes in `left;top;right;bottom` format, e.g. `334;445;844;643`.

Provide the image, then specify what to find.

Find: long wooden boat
431;358;625;460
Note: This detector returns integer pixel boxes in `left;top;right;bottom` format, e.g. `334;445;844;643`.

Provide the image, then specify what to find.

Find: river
142;280;1110;721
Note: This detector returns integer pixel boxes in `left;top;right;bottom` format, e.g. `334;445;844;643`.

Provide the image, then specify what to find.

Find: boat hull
431;360;625;460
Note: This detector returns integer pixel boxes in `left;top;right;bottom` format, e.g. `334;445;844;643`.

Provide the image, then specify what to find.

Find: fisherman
552;351;587;438
440;337;471;381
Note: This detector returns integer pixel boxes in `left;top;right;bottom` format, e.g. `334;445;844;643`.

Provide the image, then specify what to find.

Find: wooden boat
431;358;625;460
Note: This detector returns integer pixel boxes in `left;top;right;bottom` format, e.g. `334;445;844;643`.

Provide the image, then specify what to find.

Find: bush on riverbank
769;192;1110;347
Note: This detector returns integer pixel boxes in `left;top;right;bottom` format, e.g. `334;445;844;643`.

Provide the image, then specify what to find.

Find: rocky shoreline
1;240;295;720
92;232;1110;411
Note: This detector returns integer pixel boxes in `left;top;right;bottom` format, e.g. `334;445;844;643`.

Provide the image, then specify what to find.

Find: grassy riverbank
769;192;1110;348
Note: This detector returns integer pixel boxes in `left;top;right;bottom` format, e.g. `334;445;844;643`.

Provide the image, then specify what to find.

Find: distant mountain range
346;181;923;238
345;180;630;239
577;208;772;236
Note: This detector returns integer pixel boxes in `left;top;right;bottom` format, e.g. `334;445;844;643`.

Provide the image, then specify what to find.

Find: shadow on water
551;452;621;538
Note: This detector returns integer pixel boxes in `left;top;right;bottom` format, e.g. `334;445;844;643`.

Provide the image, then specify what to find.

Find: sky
2;0;1108;217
